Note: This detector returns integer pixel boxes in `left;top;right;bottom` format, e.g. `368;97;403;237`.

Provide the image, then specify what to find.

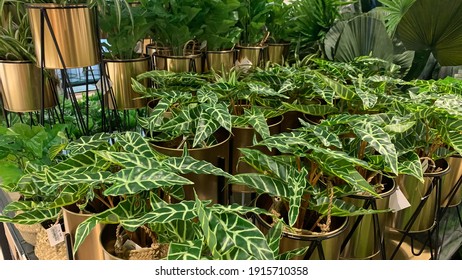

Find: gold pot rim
268;42;291;46
424;158;450;177
103;55;150;64
347;177;396;200
255;194;349;241
237;45;268;50
25;3;89;9
154;53;202;59
206;49;236;54
0;59;33;64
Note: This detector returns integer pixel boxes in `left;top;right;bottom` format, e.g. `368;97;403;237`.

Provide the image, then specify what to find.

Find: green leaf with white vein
104;167;193;196
300;119;342;148
193;105;222;147
352;121;398;175
168;240;203;260
138;99;172;132
229;173;290;198
245;108;270;140
164;155;231;178
204;103;232;133
210;203;270;217
195;197;234;259
288;168;309;227
266;220;283;258
120;201;197;231
214;211;274;260
4;208;60;225
65;133;112;155
310;197;389;217
282;102;338;116
398;151;423;182
94;151;163;169
114;131;159;158
2;200;36;214
238;148;293;181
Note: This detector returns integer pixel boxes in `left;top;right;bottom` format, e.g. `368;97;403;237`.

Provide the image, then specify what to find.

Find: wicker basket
34;225;68;260
14;223;41;246
114;225;168;260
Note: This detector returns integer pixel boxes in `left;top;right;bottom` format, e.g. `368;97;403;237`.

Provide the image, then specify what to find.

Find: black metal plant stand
36;5;106;136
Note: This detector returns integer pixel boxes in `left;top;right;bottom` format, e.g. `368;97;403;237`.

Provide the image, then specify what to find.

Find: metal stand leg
303;240;326;260
0;223;13;260
390;178;439;260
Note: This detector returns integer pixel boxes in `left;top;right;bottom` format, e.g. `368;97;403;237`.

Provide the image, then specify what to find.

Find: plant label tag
389;186;411;212
122;239;142;251
46;224;65;247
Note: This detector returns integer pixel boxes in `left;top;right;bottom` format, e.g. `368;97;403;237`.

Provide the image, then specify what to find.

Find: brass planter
27;4;100;69
146;44;172;69
154;54;203;73
104;56;150;110
255;194;348;260
267;43;290;65
151;129;231;204
441;155;462;207
389;159;450;233
231;115;283;195
0;60;56;112
340;177;396;260
205;50;236;73
62;205;105;260
99;224;122;260
236;45;268;69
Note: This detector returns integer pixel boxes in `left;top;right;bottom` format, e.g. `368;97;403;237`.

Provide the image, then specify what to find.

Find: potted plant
98;1;153;129
0;1;57;115
265;0;294;65
132;70;233;204
197;0;242;73
145;0;204;73
229;125;387;259
235;0;272;69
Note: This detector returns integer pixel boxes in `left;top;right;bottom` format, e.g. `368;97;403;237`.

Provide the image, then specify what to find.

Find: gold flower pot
441;155;462;207
104;56;150;110
154;54;203;73
267;42;290;65
236;45;268;69
340;177;396;260
0;60;57;112
255;194;348;260
205;50;236;73
389;159;450;233
146;43;172;69
27;4;100;69
62;205;105;260
151;129;231;204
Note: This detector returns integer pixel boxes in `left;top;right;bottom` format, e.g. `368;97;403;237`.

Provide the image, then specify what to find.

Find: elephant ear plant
132;70;234;148
229;116;389;232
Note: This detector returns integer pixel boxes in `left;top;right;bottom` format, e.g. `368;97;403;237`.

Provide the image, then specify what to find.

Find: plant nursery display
1;0;462;261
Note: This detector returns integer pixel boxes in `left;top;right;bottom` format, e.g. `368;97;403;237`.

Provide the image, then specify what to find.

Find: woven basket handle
115;224;158;253
183;40;197;56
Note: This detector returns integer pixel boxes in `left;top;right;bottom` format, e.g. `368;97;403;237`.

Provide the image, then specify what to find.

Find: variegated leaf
229;174;290;198
104;167;193;196
65;133;112;155
138;99;172;132
300;119;342;148
238;148;294;182
210;203;270;216
352;121;399;175
94;151;163;169
278;246;309;260
310;197;390;217
287;168;309;227
316;72;356;100
398;151;424;182
120;201;197;231
2;200;35;214
193;105;222;147
152;220;199;243
167;240;203;260
282;102;338;116
204;103;232;133
114;131;158;158
4;208;60;225
164;155;231;178
197;87;219;103
245;108;271;140
266;220;283;258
